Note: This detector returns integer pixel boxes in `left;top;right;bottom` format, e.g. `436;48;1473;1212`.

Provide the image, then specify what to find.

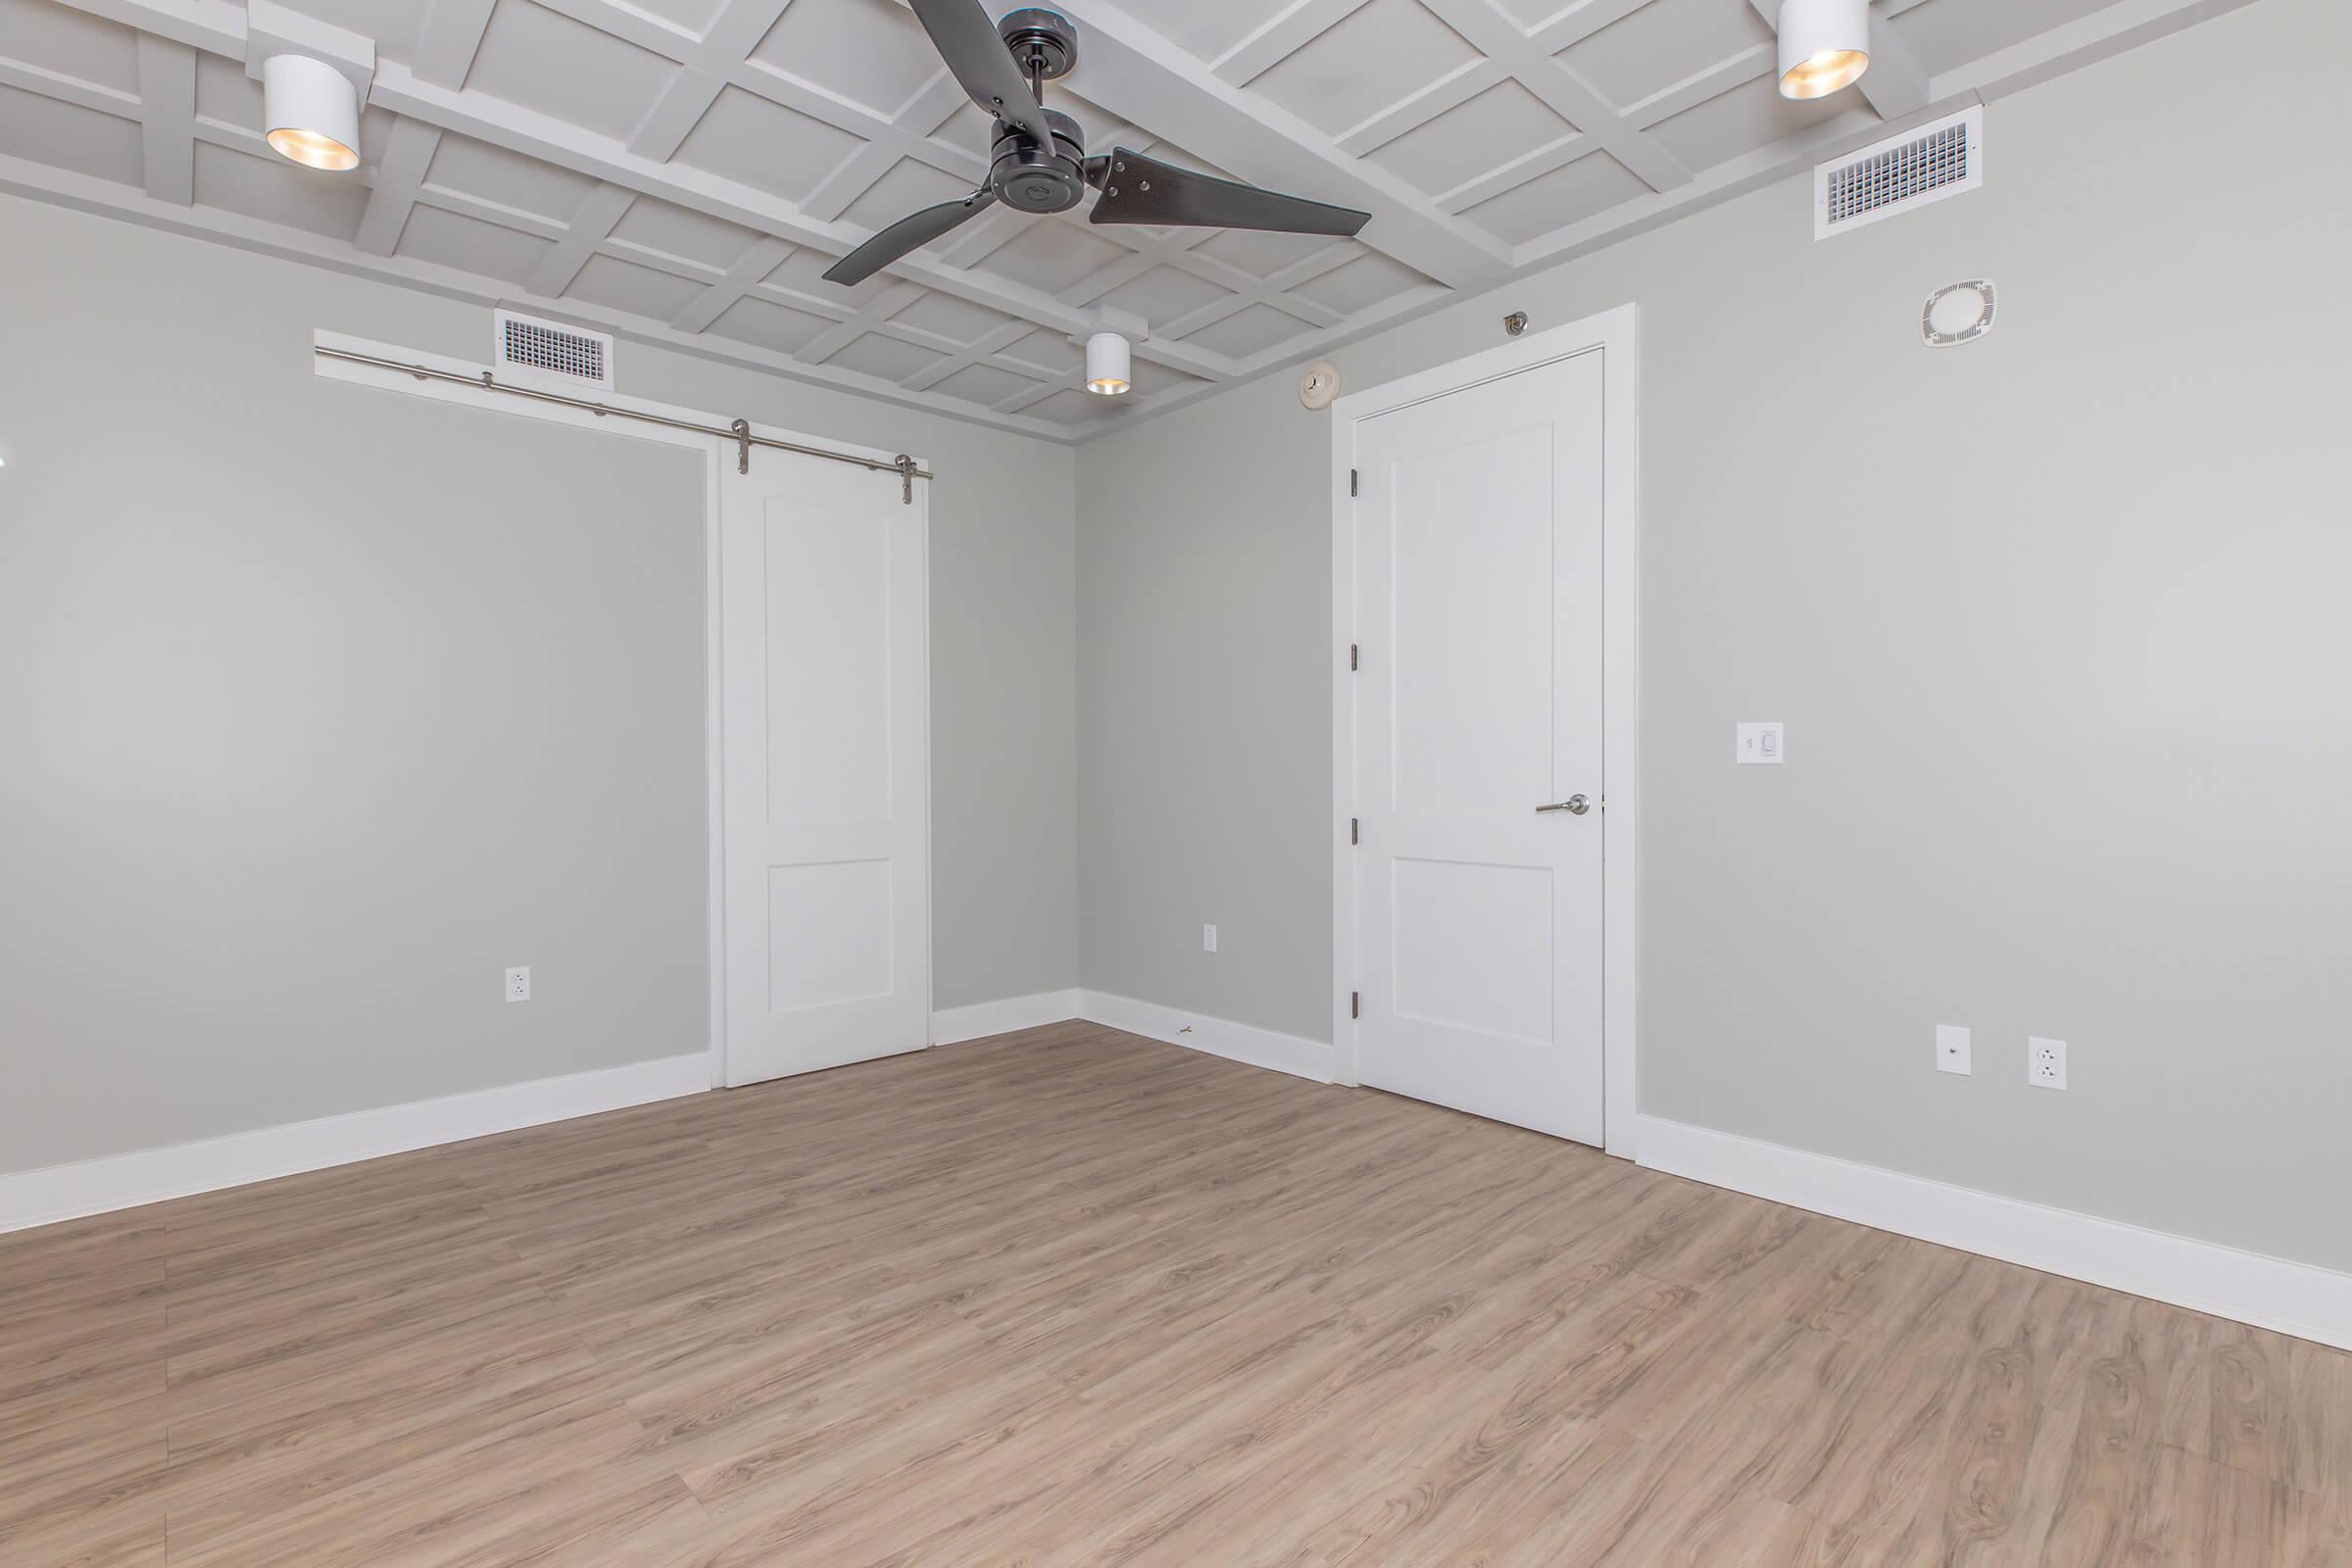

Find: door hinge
1350;991;1360;1020
1349;817;1359;846
1349;468;1358;497
1349;642;1358;671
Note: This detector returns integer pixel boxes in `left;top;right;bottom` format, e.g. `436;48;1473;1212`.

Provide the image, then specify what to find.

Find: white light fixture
1085;331;1132;396
1777;0;1871;100
264;54;361;172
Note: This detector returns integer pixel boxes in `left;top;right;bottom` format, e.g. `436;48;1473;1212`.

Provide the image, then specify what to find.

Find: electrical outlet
1201;923;1218;954
1936;1024;1972;1075
506;966;531;1003
1736;721;1785;764
2029;1036;2066;1090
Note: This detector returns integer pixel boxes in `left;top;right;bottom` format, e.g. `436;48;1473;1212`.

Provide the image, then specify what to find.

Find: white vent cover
1815;106;1983;240
492;310;612;393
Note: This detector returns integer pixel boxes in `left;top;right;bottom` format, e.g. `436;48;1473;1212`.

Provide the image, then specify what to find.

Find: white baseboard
0;1054;710;1238
1077;989;1336;1085
1635;1113;2352;1352
931;989;1082;1046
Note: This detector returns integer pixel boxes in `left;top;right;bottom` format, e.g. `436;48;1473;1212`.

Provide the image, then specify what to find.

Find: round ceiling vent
1923;280;1996;347
1298;362;1341;411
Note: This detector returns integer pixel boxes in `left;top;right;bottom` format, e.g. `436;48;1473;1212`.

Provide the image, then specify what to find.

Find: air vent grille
1816;106;1983;239
492;310;613;392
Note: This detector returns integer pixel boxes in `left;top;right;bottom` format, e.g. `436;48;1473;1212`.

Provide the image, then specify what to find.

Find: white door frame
1329;304;1641;1159
313;329;932;1091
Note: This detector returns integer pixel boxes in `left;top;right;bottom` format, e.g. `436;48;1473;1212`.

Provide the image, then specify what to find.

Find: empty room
4;0;2348;1561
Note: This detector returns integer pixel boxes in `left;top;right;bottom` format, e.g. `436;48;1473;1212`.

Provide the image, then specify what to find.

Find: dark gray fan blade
1084;149;1369;236
908;0;1055;148
822;188;998;286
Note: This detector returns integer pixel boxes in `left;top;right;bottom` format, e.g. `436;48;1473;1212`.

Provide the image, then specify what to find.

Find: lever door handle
1536;794;1592;815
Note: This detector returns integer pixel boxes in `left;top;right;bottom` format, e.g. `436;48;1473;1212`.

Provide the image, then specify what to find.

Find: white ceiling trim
1418;0;1691;192
1069;0;1506;288
131;33;195;203
10;0;2274;446
0;146;1084;442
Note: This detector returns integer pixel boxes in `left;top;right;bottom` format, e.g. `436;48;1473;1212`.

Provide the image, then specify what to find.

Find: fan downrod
996;8;1078;81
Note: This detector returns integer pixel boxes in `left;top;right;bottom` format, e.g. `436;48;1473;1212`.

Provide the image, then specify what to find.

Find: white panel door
1350;351;1606;1143
721;450;928;1087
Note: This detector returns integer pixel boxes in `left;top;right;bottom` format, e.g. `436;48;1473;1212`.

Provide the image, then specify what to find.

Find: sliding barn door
720;449;929;1087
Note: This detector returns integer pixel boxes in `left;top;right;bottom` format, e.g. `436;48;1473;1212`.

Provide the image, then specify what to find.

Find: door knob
1537;794;1592;815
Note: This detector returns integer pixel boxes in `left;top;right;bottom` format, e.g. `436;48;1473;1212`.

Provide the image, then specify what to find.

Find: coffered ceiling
0;0;2255;440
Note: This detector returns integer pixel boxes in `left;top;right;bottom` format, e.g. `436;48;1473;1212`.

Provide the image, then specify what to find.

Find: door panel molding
1330;304;1641;1157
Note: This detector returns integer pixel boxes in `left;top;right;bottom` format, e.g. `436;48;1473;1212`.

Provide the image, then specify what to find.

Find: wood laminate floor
5;1022;2348;1566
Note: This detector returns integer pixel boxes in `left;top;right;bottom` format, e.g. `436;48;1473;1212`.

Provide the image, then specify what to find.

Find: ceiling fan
822;4;1372;287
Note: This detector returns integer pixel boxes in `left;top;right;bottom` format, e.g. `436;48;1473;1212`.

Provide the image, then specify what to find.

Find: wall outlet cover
506;966;531;1003
1936;1024;1972;1075
1737;722;1785;764
2029;1036;2067;1090
1201;923;1218;954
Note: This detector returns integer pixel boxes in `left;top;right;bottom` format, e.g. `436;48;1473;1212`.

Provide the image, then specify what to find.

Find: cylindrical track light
1777;0;1872;100
1085;331;1132;396
264;55;361;172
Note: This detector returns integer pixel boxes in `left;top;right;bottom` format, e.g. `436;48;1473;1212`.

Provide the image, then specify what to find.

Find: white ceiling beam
898;319;1038;394
1523;0;1651;54
1936;0;2259;105
0;58;138;119
1418;0;1690;191
801;74;972;223
51;0;242;57
524;181;637;297
1054;0;1505;289
414;0;499;91
1622;44;1775;130
668;234;796;333
1212;0;1379;85
627;75;727;162
796;280;925;367
353;116;440;255
699;0;793;57
1436;131;1592;214
1335;59;1508;158
134;35;197;205
366;61;1236;380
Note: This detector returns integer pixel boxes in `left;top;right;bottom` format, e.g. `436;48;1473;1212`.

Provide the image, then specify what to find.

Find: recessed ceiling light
1085;331;1131;397
1778;0;1872;101
264;55;361;172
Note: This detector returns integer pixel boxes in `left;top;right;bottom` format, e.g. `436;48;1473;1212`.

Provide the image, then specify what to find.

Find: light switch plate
1936;1024;1972;1075
1737;721;1785;764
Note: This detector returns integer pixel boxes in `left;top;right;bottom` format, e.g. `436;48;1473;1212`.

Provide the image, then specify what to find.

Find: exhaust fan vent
493;310;612;393
1816;106;1983;239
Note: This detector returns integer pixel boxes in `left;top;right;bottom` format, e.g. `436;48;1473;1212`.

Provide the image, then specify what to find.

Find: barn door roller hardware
317;346;931;502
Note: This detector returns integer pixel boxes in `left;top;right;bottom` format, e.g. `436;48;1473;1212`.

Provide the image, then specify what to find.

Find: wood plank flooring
4;1021;2348;1565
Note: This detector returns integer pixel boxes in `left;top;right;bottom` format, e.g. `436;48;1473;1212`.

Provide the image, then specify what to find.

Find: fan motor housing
993;109;1087;215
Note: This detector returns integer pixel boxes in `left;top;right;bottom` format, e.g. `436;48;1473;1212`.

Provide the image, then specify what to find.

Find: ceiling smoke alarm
1298;363;1342;411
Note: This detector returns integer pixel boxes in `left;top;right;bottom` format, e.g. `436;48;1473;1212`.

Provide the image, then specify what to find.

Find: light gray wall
0;192;1076;1174
1075;0;2352;1271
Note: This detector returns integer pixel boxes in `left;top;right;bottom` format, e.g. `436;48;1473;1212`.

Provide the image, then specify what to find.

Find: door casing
1329;304;1641;1159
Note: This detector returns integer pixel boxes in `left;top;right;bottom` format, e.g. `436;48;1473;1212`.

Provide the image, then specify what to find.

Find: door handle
1536;794;1592;815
